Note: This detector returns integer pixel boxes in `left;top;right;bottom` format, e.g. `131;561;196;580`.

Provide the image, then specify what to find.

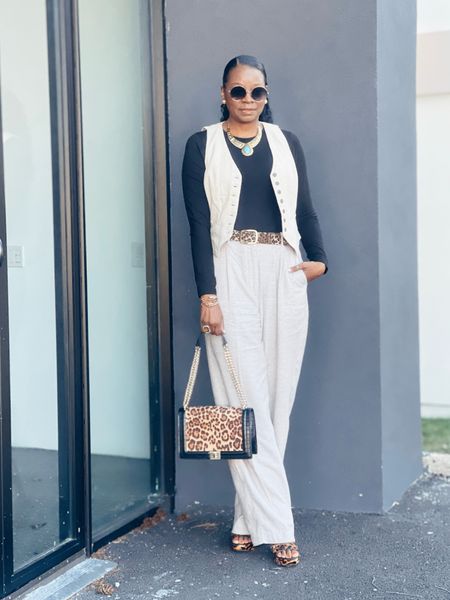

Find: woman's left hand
289;261;326;282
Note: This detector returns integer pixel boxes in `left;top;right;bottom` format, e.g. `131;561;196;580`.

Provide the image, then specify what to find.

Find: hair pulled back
220;54;273;123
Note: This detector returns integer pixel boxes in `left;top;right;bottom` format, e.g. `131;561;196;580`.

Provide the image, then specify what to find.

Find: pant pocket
289;265;308;288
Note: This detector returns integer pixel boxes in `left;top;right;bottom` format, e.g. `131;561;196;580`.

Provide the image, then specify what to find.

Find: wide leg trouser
204;239;309;546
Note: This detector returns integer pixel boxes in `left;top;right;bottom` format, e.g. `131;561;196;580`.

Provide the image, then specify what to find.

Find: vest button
273;172;277;177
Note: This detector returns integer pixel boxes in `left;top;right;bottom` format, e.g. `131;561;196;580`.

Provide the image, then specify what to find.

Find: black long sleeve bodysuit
182;126;328;297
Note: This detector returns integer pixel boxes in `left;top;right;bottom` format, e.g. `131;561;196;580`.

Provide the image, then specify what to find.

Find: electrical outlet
131;242;145;268
8;245;24;268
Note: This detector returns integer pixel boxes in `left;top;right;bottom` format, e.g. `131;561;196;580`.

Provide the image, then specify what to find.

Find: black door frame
0;56;12;599
0;0;174;595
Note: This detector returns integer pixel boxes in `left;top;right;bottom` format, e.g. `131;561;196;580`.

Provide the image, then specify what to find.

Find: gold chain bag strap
178;333;257;460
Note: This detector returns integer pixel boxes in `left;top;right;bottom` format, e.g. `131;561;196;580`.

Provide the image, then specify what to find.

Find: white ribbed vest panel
202;121;301;261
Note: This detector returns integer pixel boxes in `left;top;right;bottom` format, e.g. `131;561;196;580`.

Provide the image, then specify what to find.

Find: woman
182;55;328;567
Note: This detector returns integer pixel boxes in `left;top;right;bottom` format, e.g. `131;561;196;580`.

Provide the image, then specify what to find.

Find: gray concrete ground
71;463;450;600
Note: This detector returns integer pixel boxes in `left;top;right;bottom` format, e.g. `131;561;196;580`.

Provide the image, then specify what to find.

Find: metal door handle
0;238;3;267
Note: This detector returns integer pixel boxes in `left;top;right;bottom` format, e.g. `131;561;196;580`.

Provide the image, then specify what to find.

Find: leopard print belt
230;229;288;245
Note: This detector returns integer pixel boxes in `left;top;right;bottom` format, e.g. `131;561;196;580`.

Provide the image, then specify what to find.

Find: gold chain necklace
225;122;263;157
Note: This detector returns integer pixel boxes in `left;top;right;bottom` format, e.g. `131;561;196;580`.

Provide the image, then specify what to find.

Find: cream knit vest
202;121;301;261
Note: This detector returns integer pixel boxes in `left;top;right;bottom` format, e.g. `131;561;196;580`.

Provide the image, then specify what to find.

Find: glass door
76;0;163;543
0;1;84;595
0;0;170;594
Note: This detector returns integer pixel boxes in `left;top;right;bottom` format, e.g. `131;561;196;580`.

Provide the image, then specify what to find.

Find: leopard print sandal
271;542;301;566
231;533;254;552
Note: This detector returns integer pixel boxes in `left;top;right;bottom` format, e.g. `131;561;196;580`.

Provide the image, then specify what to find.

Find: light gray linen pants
205;239;309;546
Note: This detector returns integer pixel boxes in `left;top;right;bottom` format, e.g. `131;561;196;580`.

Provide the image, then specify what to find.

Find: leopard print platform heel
231;533;254;552
271;542;301;566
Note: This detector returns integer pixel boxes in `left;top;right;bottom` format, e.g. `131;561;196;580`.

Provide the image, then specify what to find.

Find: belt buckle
240;229;258;244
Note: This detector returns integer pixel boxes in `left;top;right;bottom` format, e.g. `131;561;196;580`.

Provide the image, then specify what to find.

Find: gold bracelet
201;300;219;308
200;294;219;307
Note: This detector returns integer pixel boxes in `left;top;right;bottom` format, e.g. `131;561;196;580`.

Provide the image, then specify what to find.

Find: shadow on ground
72;463;450;600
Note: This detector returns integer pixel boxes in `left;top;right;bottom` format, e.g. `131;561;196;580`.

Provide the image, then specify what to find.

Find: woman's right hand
200;298;225;336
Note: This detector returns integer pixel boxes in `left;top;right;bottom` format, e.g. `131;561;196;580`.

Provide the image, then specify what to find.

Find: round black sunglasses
226;85;268;102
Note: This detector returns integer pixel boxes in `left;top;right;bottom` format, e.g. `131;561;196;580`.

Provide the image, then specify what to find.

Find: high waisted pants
204;239;309;546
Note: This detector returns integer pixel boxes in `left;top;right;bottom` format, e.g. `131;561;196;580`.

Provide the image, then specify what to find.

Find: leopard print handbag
178;333;257;460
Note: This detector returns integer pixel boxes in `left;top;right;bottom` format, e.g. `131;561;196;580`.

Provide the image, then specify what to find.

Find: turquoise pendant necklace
226;123;263;156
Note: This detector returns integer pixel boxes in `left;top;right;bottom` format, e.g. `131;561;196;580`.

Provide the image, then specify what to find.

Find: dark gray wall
165;0;421;513
377;0;422;510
